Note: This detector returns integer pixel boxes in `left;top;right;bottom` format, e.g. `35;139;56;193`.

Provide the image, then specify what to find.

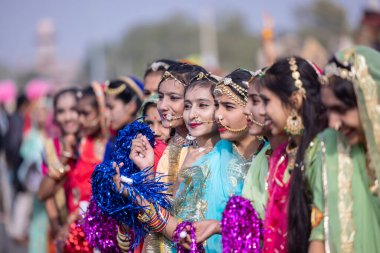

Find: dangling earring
284;109;304;136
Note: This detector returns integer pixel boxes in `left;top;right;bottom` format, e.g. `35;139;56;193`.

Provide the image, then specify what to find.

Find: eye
252;98;261;105
184;103;191;110
144;120;153;126
144;90;151;97
158;94;164;101
199;103;209;108
170;96;181;101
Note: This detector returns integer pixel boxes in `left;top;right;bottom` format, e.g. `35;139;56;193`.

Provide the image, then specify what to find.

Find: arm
38;176;66;200
309;241;325;253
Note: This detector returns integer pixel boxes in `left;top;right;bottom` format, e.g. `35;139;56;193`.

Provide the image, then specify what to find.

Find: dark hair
144;59;178;79
218;68;252;101
158;62;207;89
81;86;99;111
326;57;357;108
53;87;80;110
142;102;157;116
107;78;143;116
260;56;327;253
184;69;218;98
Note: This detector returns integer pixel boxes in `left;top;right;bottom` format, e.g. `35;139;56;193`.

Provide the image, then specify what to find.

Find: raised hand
129;134;154;170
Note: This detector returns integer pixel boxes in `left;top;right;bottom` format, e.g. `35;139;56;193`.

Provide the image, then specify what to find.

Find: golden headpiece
288;57;306;98
161;71;186;86
214;77;248;107
104;77;144;100
189;71;218;84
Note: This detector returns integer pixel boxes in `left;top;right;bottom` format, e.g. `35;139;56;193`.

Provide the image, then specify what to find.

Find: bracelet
172;221;205;253
137;204;170;232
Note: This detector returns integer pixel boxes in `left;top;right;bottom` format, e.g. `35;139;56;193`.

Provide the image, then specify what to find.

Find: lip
246;119;253;127
218;127;226;133
189;122;202;128
265;120;273;130
341;128;355;138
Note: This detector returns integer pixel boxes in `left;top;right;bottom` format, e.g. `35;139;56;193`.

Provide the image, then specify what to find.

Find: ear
290;92;303;112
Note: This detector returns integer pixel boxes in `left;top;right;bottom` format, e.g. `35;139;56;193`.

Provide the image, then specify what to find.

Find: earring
284;109;304;136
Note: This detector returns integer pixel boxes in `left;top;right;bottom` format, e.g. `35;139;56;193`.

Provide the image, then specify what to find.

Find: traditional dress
173;140;253;253
308;46;380;253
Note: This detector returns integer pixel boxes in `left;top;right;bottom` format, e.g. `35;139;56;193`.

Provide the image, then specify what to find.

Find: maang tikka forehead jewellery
214;77;248;107
284;57;305;136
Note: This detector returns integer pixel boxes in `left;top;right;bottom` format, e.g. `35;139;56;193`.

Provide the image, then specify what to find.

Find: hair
81;85;99;111
260;56;327;253
107;78;143;116
216;68;252;101
53;87;80;110
143;59;178;79
158;62;207;89
184;69;218;98
142;101;157;116
326;57;357;108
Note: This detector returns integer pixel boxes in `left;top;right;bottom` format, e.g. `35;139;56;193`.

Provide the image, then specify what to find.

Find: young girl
64;83;108;253
38;88;81;251
258;56;326;253
125;62;205;252
104;77;144;161
305;46;380;253
241;67;289;219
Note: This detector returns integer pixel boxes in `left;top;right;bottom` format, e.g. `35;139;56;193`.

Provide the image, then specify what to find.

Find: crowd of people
0;45;379;253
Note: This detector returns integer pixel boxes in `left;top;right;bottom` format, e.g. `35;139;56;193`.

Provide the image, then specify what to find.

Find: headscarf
138;93;159;118
325;45;380;198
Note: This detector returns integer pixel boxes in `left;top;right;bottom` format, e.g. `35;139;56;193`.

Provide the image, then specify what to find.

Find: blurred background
1;0;379;90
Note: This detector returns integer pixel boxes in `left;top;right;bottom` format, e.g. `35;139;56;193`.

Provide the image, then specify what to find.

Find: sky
0;0;372;68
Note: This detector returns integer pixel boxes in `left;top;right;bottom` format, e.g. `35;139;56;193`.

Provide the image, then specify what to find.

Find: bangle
137;204;170;232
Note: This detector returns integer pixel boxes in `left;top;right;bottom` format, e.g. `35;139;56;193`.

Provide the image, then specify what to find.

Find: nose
328;111;341;130
243;102;251;116
153;122;160;136
157;96;169;112
189;107;198;120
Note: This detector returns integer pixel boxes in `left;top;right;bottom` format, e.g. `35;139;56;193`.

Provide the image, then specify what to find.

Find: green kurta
308;129;380;253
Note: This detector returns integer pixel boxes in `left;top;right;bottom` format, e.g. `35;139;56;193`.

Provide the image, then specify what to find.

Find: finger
113;162;117;168
132;142;145;151
133;147;145;157
142;136;153;151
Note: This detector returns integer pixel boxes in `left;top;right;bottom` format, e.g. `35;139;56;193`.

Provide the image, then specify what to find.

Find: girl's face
144;72;162;97
183;86;218;138
157;79;185;129
78;96;101;137
215;88;248;142
55;93;80;135
243;84;267;136
259;86;292;136
144;104;170;142
106;94;135;131
321;85;364;145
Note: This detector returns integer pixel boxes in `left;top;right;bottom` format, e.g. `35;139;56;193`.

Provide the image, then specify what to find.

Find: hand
181;146;212;170
55;223;70;253
112;162;129;198
179;220;221;249
130;134;154;170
